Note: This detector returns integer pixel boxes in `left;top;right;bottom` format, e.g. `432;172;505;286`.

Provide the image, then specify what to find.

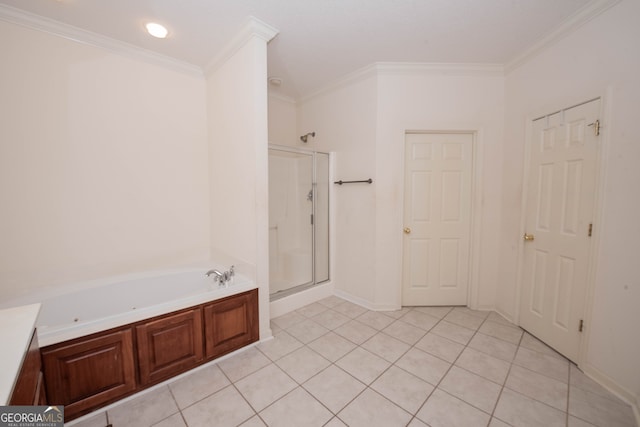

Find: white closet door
520;99;600;362
402;132;473;306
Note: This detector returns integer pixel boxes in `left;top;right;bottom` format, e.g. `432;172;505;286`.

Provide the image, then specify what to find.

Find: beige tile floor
71;296;637;427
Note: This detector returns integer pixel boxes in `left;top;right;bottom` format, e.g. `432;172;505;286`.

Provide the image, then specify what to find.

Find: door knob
404;227;411;234
523;233;535;241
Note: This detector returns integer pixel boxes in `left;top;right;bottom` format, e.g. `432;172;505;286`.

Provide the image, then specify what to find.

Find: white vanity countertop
0;303;41;405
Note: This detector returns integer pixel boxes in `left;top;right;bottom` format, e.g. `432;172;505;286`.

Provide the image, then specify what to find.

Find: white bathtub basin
2;269;256;347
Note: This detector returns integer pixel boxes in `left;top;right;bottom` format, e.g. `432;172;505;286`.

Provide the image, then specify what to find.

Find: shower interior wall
267;95;334;309
269;75;379;309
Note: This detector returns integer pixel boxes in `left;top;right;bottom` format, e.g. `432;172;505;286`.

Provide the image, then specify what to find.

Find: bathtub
6;269;257;347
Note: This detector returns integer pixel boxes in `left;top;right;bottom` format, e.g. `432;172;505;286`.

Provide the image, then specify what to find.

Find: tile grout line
163;385;183;426
294;304;437;423
480;314;578;425
410;307;499;426
354;307;436;420
487;322;527;427
566;360;572;427
402;306;454;426
259;314;360;424
136;303;527;426
206;354;267;427
309;302;622;426
406;306;501;425
251;300;578;427
310;305;529;426
175;389;193;427
307;324;409;421
408;307;570;425
474;309;507;426
325;306;446;426
295;299;369;424
302;303;394;424
239;345;302;426
230;376;267;426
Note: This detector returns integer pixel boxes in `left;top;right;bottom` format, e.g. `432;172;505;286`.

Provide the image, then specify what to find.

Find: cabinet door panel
204;289;258;359
42;329;135;418
136;308;203;385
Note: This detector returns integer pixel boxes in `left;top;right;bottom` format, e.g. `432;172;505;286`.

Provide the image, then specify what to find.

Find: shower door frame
268;144;330;301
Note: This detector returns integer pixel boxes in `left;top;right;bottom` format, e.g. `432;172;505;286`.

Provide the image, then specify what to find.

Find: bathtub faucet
205;266;235;287
205;269;224;279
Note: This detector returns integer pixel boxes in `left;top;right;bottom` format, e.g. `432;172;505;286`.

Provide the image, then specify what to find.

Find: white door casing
402;132;473;306
519;99;600;362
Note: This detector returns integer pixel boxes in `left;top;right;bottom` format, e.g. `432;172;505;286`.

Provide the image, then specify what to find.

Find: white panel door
520;99;600;362
402;133;473;306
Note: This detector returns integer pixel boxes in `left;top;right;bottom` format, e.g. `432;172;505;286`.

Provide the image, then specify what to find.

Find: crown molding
298;64;379;104
204;16;279;77
505;0;621;73
374;62;504;76
0;3;203;77
297;0;620;102
299;61;504;104
268;91;297;105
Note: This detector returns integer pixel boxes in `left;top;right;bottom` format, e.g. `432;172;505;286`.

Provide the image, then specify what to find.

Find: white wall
278;2;640;410
268;94;297;146
207;35;272;339
1;14;275;341
0;21;209;301
499;0;640;406
376;69;505;310
8;1;634;406
297;68;504;310
297;75;379;305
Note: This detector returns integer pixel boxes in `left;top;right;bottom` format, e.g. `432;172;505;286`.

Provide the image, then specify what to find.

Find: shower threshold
269;280;324;301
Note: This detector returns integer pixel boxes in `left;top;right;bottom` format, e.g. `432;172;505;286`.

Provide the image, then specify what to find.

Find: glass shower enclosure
268;146;329;300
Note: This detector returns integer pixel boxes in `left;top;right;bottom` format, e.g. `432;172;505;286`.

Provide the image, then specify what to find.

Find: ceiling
0;0;594;99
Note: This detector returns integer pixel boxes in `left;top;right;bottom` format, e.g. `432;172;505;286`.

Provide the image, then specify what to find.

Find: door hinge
588;119;601;136
579;319;584;332
588;223;593;237
310;214;314;225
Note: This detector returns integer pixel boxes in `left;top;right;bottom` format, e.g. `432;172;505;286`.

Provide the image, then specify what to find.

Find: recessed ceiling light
146;22;168;39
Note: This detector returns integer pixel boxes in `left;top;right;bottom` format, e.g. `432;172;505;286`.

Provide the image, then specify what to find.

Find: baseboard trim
269;282;334;318
581;362;640;426
333;289;401;312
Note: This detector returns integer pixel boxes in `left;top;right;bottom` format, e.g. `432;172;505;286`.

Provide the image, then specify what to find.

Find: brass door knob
404;227;411;234
523;233;535;241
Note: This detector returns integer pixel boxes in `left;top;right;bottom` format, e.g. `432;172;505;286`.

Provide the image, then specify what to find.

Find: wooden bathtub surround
41;288;259;421
42;329;136;417
10;330;47;406
205;290;258;358
136;307;204;385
